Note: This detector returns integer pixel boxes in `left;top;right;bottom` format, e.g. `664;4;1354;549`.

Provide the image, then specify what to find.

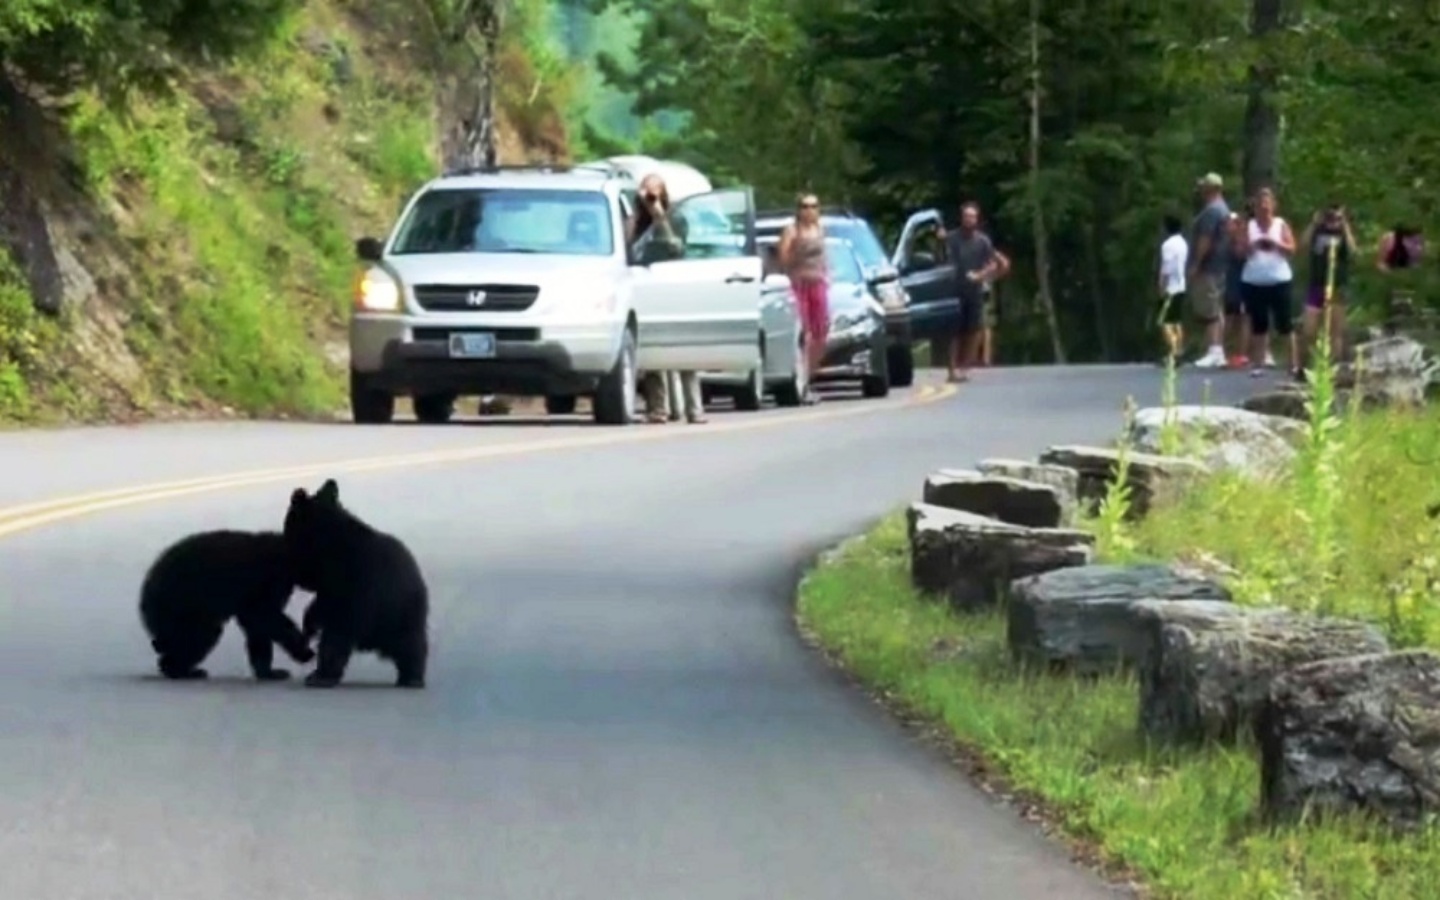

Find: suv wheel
734;348;765;412
350;370;395;424
413;393;456;424
592;327;636;425
545;395;578;415
862;336;891;398
887;343;915;388
773;332;808;407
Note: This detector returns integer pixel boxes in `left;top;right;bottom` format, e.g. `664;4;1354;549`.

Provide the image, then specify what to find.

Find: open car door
891;208;959;342
630;187;763;372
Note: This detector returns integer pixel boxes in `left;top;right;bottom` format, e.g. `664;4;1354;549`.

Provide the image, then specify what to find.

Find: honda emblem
465;289;487;307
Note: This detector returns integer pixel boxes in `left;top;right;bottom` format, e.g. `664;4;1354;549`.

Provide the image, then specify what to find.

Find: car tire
862;337;891;399
350;370;395;424
887;343;915;388
413;392;456;424
773;332;807;407
734;347;765;412
545;395;578;415
592;326;637;426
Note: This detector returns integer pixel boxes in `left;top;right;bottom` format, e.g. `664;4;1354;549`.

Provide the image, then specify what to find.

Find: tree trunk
439;0;503;171
1242;0;1283;200
1027;0;1066;363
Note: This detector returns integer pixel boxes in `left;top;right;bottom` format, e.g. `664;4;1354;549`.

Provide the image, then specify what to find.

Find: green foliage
0;250;38;419
0;0;301;97
595;0;1440;361
589;0;862;206
1136;405;1440;647
1092;397;1139;561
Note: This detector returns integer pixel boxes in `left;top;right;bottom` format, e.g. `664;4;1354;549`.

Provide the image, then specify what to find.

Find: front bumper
350;315;623;396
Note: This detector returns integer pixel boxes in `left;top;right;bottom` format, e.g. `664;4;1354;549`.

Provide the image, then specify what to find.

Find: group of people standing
623;170;1022;414
625;175;839;423
1158;171;1426;378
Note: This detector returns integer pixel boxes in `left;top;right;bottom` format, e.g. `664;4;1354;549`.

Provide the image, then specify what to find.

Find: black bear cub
285;479;429;688
139;530;315;680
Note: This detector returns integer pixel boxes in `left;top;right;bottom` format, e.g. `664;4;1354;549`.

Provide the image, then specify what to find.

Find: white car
347;165;764;425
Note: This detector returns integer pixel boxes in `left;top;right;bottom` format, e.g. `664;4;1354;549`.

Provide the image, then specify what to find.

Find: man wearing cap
1186;172;1231;368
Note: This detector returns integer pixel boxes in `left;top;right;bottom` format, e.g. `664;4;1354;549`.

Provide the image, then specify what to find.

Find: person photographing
627;174;705;423
1297;203;1356;378
1238;186;1298;378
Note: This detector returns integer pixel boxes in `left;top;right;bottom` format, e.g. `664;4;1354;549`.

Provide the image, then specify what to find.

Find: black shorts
1241;280;1294;336
1158;292;1184;325
1224;277;1245;316
955;294;984;336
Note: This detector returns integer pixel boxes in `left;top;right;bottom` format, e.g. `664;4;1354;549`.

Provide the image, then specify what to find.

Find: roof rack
756;205;861;220
441;163;618;178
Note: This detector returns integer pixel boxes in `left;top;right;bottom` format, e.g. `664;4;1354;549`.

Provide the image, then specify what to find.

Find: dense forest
579;0;1440;363
1;0;1436;421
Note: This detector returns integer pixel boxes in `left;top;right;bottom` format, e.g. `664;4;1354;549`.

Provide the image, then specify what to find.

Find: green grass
798;507;1440;899
1136;406;1440;647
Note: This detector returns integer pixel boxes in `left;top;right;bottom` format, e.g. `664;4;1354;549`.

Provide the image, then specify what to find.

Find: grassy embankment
0;0;580;426
797;343;1440;898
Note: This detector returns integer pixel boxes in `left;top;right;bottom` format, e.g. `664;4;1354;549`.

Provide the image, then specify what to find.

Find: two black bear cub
138;478;429;688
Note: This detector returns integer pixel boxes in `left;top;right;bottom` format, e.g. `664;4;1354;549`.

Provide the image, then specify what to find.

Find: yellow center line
0;382;956;538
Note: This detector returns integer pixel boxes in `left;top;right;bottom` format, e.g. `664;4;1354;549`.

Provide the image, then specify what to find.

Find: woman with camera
627;173;707;424
1238;186;1298;378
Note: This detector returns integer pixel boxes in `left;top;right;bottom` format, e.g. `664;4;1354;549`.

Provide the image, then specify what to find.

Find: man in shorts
1186;173;1231;368
937;201;999;383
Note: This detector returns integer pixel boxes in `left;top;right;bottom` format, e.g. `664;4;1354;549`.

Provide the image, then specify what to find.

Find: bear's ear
316;479;340;505
289;487;309;507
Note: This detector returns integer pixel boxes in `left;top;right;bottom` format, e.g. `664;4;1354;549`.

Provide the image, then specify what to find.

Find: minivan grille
412;284;539;312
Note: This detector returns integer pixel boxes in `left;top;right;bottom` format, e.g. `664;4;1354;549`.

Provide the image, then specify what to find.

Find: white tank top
1242;217;1293;286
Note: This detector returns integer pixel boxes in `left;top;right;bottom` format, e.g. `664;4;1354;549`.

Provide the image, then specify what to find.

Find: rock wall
899;337;1440;828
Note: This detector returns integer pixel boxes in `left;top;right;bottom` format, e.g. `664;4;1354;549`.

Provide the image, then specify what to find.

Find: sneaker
1228;354;1250;369
1250;367;1266;378
1263;353;1277;369
1194;351;1226;369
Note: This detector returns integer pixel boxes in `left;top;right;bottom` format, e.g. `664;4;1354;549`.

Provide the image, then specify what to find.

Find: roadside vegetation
0;0;586;424
797;323;1440;897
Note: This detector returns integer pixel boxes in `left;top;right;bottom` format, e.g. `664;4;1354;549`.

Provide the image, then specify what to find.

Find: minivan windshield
390;188;614;256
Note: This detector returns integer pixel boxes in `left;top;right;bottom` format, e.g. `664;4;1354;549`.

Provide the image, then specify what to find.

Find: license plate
448;332;496;358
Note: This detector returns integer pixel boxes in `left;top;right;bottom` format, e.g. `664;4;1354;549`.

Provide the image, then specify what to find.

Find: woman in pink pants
779;193;829;405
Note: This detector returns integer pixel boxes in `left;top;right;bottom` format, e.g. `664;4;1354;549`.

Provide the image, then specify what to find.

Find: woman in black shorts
1238;187;1298;378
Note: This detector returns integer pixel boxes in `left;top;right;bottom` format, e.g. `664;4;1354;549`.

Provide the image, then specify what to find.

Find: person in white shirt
1157;215;1188;364
1239;186;1298;378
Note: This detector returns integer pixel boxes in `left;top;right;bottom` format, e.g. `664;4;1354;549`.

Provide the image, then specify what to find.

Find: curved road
0;366;1252;900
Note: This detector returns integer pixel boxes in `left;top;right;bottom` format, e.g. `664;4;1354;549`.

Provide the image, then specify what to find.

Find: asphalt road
0;366;1256;900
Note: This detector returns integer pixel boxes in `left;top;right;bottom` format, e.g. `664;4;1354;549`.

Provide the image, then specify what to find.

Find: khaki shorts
1188;273;1223;324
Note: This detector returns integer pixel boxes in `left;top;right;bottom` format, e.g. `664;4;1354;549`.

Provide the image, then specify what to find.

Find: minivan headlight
353;268;401;312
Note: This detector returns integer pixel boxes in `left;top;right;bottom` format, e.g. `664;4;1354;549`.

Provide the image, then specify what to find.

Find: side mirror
763;273;791;289
904;252;936;274
355;237;384;262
